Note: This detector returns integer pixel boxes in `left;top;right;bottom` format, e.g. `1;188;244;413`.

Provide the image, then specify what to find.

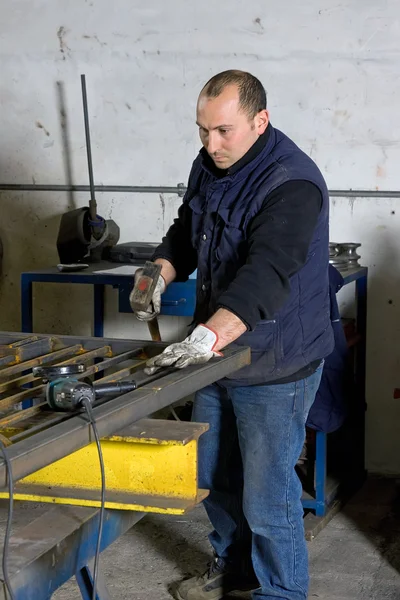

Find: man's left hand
144;324;222;374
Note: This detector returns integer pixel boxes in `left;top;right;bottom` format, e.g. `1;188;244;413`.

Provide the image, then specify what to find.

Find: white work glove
130;270;166;322
144;324;223;374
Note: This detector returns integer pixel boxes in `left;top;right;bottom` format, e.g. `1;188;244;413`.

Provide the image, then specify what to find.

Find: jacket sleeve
216;180;323;330
152;176;198;282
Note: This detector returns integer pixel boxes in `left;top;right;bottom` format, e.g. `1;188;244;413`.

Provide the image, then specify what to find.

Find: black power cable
0;440;16;600
81;399;106;600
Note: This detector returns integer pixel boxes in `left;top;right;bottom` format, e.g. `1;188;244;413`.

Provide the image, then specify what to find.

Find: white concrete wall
0;0;399;473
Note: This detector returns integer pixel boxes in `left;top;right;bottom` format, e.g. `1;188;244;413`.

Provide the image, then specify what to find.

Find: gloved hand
130;269;166;322
144;324;223;374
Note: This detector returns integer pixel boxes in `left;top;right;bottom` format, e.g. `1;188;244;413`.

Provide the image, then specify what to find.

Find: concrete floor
1;477;400;599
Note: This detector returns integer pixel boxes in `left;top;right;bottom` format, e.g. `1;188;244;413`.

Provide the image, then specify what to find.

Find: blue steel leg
21;275;33;333
93;284;105;338
355;274;368;476
314;431;327;517
76;566;98;600
76;565;111;600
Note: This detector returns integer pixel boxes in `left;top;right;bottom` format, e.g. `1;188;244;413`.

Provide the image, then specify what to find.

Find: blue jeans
192;364;323;600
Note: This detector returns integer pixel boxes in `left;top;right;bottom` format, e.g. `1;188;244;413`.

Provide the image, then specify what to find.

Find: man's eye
219;129;228;134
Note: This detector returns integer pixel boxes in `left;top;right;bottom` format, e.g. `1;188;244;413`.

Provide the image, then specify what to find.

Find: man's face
196;84;269;170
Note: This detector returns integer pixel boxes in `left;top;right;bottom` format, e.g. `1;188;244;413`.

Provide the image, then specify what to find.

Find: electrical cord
0;440;16;600
81;399;105;600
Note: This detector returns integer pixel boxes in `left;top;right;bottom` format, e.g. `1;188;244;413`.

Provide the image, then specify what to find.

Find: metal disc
32;364;86;379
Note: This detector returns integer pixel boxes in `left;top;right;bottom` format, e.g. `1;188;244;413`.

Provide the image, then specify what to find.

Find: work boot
175;557;258;600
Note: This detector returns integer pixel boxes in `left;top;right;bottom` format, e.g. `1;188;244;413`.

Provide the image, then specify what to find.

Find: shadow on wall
0;181;94;336
0;80;114;337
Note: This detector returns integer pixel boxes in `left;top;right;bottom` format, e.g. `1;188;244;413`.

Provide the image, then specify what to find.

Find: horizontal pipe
0;183;399;198
0;183;186;194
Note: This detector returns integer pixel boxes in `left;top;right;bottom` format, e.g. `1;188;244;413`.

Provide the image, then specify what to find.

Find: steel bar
1;183;400;198
93;360;148;384
0;403;45;428
0;345;142;394
0;337;55;368
0;345;133;412
0;346;250;487
0;355;13;368
9;413;71;443
80;74;97;220
0;344;88;393
0;344;84;380
2;336;39;349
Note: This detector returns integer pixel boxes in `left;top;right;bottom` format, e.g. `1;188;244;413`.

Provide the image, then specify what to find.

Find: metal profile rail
0;183;399;198
0;331;250;488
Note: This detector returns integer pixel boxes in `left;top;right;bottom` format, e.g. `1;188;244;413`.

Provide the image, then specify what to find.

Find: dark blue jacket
188;125;334;385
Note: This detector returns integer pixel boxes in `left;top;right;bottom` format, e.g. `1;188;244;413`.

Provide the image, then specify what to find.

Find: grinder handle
94;381;137;398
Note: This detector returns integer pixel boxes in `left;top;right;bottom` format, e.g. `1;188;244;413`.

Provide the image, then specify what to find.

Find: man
132;70;334;600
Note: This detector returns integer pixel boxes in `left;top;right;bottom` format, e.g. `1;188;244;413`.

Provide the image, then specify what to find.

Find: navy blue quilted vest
187;125;334;385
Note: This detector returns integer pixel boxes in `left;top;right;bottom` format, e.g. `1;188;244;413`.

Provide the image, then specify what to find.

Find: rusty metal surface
0;331;250;488
0;504;144;599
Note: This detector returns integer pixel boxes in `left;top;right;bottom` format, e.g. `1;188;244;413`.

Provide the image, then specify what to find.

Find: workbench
0;331;250;599
20;262;197;336
19;264;368;534
302;266;368;538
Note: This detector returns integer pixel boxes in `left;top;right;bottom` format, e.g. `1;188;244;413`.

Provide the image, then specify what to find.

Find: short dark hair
201;70;267;119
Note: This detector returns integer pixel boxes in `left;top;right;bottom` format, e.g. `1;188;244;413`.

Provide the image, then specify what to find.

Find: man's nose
207;132;220;154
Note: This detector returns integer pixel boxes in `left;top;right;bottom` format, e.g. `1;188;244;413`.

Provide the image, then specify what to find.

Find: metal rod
0;183;399;198
0;343;84;381
0;184;184;194
80;74;97;220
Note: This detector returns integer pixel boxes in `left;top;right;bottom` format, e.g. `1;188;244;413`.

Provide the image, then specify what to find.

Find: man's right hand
130;270;166;322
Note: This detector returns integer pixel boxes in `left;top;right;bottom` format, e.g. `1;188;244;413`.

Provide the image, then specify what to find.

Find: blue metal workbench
20;262;197;336
20;263;368;527
302;265;368;536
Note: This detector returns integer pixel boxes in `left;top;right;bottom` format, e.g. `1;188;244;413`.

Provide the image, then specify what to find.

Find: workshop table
20;261;197;337
302;265;368;537
0;331;250;600
20;264;368;535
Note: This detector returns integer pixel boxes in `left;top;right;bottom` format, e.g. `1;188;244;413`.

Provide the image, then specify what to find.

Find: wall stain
159;194;165;233
253;17;264;33
376;165;386;178
108;198;116;219
36;121;50;137
126;103;132;110
83;34;107;46
57;26;70;60
332;109;350;127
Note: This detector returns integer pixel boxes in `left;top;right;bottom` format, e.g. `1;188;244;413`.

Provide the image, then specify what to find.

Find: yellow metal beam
0;419;209;515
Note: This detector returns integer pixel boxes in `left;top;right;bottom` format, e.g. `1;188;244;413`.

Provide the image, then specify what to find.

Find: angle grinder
33;365;137;412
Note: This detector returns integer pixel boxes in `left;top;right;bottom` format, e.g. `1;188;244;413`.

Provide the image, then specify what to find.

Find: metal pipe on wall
0;183;399;198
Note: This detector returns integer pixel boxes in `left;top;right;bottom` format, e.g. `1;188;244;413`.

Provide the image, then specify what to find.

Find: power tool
33;365;137;412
